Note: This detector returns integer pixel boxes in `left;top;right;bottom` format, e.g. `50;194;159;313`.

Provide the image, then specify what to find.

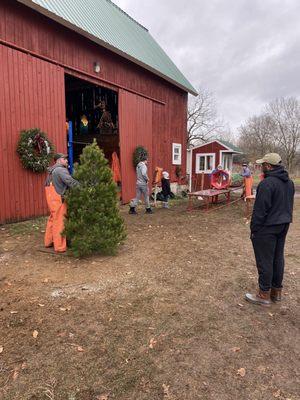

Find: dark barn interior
65;74;119;164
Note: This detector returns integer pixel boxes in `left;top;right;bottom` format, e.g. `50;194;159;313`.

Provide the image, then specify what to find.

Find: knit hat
54;153;68;161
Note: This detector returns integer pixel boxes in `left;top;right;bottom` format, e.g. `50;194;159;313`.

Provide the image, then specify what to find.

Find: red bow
34;133;45;154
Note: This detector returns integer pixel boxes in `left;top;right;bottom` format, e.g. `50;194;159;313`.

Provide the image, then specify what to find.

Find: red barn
0;0;196;223
187;140;242;191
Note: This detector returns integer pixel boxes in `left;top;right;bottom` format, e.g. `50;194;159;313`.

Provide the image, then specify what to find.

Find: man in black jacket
245;153;295;306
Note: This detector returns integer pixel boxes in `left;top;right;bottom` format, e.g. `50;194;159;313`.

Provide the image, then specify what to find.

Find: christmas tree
64;140;126;257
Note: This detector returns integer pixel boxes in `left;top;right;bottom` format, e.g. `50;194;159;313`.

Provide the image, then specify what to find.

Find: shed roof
191;139;243;154
17;0;197;95
217;139;242;154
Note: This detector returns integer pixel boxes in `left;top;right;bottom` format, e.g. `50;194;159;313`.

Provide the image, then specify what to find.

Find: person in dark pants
245;153;295;306
161;171;171;208
129;156;153;215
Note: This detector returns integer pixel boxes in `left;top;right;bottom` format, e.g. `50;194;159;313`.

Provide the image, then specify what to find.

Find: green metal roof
218;139;243;154
18;0;197;95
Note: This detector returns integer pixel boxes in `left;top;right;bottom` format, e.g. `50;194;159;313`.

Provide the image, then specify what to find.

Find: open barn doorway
65;74;121;196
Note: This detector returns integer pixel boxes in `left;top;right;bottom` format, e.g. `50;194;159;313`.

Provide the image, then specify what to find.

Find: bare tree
266;97;300;171
187;88;223;147
217;124;237;144
237;97;300;172
238;114;277;161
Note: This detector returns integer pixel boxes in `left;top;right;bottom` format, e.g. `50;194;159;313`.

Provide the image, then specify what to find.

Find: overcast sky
113;0;300;136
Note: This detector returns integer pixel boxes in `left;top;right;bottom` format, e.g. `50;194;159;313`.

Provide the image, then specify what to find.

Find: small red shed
188;140;242;191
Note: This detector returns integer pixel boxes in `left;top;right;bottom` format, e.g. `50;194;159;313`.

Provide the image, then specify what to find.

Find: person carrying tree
44;153;79;252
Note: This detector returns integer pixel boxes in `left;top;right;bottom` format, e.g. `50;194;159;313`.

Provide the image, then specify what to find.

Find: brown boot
270;288;282;302
245;289;271;306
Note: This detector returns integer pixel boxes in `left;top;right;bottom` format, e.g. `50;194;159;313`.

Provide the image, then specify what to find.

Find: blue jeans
130;185;150;209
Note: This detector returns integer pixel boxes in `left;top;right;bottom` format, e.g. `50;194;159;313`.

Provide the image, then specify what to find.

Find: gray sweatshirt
136;161;149;186
45;164;79;195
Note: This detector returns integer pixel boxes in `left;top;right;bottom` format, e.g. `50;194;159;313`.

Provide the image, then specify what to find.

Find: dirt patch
0;197;299;399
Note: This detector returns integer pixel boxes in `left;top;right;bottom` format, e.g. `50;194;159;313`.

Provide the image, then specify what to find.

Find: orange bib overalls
244;176;254;197
44;183;67;252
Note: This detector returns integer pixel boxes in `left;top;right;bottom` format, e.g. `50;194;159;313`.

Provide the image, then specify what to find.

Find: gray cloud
113;0;300;133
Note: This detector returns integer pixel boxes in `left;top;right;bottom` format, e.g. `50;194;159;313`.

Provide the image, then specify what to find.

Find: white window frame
195;153;215;173
220;151;233;171
172;143;182;165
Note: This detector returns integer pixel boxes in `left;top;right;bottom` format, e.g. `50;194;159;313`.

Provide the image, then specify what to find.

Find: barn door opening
65;74;121;194
119;90;153;203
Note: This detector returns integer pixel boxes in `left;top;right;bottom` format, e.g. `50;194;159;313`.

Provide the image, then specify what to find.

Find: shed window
195;153;215;173
172;143;182;165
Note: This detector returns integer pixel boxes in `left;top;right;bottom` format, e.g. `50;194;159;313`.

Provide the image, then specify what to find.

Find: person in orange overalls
241;163;253;197
44;153;79;253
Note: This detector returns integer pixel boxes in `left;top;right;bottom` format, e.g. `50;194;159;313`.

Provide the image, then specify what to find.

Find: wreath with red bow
17;128;54;172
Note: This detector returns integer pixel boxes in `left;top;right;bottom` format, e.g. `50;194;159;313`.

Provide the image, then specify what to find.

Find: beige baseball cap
256;153;281;165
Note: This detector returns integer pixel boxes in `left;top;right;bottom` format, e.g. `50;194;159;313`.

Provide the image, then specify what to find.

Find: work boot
145;207;153;214
129;206;137;215
245;289;271;306
270;288;282;302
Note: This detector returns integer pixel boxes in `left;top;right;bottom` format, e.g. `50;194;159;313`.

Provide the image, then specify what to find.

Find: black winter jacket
250;166;295;232
161;178;171;197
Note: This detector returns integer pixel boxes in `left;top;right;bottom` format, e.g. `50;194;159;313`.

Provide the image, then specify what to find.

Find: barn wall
152;93;187;182
0;44;66;223
119;90;153;203
0;0;188;221
192;142;228;190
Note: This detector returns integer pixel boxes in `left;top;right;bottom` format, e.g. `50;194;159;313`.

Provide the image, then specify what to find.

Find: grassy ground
0;197;299;400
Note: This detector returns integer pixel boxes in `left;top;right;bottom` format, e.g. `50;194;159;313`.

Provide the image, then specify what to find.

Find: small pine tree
64;140;126;257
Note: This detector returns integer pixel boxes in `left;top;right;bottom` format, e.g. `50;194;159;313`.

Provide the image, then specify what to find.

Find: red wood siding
0;44;66;223
152;94;187;181
192;141;228;190
119;90;153;203
152;102;166;170
168;93;187;181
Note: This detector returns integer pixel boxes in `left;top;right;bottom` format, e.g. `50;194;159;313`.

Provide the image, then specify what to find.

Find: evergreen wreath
132;145;148;168
17;128;54;173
